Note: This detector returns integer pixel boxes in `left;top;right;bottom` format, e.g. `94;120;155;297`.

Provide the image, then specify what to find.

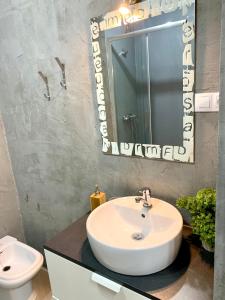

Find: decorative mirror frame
90;0;195;163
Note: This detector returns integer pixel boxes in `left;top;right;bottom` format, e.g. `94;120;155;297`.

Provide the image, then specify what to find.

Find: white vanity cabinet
45;249;153;300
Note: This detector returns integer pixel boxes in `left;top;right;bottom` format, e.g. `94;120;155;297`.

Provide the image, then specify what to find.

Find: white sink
86;196;183;276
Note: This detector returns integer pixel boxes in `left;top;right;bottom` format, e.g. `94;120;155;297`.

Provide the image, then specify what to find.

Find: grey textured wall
0;115;24;241
0;0;221;252
214;0;225;298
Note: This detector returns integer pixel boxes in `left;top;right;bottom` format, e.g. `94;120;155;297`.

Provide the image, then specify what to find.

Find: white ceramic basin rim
86;196;183;276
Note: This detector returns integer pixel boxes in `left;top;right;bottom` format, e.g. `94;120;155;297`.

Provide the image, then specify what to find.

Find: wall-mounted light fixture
119;0;130;15
119;0;141;15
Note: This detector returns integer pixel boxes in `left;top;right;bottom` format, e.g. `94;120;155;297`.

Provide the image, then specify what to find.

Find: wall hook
55;57;67;90
38;71;51;101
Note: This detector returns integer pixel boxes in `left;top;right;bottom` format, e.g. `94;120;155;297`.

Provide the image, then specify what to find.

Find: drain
3;266;11;272
132;233;144;240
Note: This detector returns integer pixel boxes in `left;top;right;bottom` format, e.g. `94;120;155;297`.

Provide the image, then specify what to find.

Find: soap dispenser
89;185;106;211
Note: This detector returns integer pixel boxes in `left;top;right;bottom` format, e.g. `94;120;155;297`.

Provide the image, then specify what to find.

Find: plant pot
202;240;214;253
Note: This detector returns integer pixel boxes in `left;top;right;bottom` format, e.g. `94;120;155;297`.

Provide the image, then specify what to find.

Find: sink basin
86;196;183;276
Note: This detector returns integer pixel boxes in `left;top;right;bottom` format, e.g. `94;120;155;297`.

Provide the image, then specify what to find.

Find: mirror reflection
107;22;185;146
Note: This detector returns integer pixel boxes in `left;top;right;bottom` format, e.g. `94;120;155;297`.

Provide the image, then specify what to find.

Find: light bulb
119;1;130;15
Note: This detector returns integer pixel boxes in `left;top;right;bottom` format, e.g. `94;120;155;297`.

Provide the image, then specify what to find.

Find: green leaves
176;188;216;249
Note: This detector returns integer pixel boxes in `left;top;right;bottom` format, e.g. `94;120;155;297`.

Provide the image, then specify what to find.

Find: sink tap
135;187;152;209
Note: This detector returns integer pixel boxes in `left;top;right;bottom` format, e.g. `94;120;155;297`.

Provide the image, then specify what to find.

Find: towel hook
55;57;67;90
38;71;51;101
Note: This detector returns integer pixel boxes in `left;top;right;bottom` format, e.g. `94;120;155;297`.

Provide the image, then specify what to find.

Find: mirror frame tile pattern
91;0;195;163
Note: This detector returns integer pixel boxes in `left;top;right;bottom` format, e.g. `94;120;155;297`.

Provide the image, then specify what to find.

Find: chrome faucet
135;187;152;209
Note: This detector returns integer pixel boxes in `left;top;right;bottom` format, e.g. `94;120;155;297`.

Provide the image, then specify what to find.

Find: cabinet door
45;250;150;300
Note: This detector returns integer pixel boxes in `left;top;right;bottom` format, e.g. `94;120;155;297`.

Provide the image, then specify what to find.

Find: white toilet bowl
0;236;43;300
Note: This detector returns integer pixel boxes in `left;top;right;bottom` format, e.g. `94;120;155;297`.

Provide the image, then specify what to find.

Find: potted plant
176;188;216;252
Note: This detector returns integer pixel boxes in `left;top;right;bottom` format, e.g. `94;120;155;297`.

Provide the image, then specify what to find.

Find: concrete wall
0;115;24;241
0;0;220;252
214;0;225;298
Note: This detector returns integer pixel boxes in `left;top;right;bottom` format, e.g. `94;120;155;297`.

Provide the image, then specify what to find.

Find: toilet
0;236;43;300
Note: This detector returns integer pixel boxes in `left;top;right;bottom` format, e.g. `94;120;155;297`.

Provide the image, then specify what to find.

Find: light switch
199;95;211;109
195;93;219;112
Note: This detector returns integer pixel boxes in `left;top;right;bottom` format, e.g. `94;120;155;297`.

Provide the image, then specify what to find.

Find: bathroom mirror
91;0;195;162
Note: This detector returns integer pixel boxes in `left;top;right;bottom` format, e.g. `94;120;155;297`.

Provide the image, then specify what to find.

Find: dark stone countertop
44;214;214;300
